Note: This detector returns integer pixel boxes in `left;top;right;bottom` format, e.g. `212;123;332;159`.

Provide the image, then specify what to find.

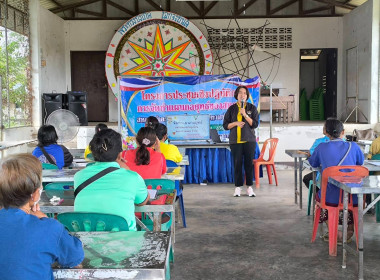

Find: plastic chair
369;154;380;222
253;138;279;188
44;182;74;190
143;179;175;231
42;163;58;170
311;165;369;256
57;212;129;232
307;179;320;216
165;160;187;228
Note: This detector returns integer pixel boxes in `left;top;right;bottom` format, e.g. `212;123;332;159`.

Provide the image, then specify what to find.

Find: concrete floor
171;170;380;280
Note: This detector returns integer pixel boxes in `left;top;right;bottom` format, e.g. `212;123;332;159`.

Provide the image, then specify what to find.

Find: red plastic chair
311;165;368;256
253;138;279;188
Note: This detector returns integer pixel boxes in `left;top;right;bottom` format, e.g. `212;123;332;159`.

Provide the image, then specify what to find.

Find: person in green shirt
74;129;149;231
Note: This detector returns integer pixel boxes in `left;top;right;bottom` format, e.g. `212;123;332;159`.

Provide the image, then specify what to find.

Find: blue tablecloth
184;145;262;184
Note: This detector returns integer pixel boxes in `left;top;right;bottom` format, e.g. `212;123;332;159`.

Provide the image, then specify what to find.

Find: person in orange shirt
122;127;167;179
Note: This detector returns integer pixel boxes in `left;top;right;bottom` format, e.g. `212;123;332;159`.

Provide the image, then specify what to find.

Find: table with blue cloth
178;143;262;184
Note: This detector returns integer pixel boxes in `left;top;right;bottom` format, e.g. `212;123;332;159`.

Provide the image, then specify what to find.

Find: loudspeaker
42;93;67;124
68;91;88;126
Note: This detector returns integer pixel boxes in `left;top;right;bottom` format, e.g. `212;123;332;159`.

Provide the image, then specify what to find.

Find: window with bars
0;0;31;128
207;27;292;50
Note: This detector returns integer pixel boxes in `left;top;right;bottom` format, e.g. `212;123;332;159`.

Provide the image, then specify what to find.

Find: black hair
37;125;58;147
233;86;250;100
145;116;159;130
89;129;122;162
135;127;157;166
155;123;167;141
325;118;344;139
95;123;108;134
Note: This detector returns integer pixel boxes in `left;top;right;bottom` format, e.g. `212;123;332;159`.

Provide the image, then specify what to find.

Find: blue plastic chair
42;163;58;170
44;182;74;190
166;160;187;228
57;212;129;232
307;178;320;216
143;179;175;231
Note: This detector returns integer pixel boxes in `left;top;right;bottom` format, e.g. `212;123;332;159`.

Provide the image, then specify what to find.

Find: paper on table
366;160;380;166
148;189;157;199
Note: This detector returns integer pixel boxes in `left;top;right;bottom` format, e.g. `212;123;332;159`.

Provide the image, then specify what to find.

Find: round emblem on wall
105;11;213;96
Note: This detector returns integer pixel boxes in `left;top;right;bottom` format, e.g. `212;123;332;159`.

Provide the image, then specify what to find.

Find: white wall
39;8;66;94
342;0;379;124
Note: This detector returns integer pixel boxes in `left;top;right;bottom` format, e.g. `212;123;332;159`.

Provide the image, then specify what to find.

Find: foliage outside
0;27;31;128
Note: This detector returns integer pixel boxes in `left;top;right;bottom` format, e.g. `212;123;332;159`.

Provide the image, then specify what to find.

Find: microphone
241;101;244;108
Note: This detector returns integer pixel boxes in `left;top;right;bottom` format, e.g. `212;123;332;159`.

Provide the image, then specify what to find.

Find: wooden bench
260;96;294;123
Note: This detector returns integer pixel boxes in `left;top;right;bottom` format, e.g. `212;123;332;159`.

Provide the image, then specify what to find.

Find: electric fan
46;109;80;143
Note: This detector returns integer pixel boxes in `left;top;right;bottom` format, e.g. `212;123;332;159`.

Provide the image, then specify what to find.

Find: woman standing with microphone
223;86;259;197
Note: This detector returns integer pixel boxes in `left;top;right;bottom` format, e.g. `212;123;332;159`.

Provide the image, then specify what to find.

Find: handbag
353;129;377;141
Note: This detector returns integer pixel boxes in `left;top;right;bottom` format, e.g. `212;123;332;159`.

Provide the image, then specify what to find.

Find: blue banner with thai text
120;75;260;145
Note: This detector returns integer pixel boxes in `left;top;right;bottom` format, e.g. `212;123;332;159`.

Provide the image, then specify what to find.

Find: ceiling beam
102;0;106;17
106;0;135;16
312;0;356;10
270;0;299;15
146;0;163;11
186;2;201;16
135;0;139;15
50;0;101;13
236;0;259;16
200;1;205;17
303;5;331;14
76;8;103;17
204;1;218;16
50;0;62;7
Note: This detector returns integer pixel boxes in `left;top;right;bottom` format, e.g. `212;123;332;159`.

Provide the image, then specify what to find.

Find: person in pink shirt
122;127;167;179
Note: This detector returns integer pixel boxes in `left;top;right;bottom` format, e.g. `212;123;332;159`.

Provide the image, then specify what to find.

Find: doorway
299;48;337;120
71;51;109;122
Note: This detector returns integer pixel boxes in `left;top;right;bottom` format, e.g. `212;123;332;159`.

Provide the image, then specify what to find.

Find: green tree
0;27;31;127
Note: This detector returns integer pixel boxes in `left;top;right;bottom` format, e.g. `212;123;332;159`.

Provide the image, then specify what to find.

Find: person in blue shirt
32;125;73;169
308;118;364;242
302;125;330;189
0;154;84;280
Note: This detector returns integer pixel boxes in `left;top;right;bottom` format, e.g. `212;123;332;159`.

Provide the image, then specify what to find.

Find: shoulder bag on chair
74;167;118;198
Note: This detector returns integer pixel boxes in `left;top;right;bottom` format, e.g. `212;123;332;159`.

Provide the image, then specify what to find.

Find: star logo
122;25;195;76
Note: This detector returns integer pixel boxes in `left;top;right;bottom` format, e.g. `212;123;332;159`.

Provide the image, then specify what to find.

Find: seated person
308;118;364;242
367;136;380;159
303;123;330;189
145;116;159;130
84;123;108;160
122;127;167;179
74;129;149;231
32;125;73;169
155;123;183;163
0;154;84;280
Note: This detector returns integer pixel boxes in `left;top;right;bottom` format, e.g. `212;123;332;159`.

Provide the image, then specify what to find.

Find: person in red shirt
122;127;167;179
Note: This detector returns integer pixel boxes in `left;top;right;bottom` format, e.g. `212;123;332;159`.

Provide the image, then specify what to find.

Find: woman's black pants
230;142;256;187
